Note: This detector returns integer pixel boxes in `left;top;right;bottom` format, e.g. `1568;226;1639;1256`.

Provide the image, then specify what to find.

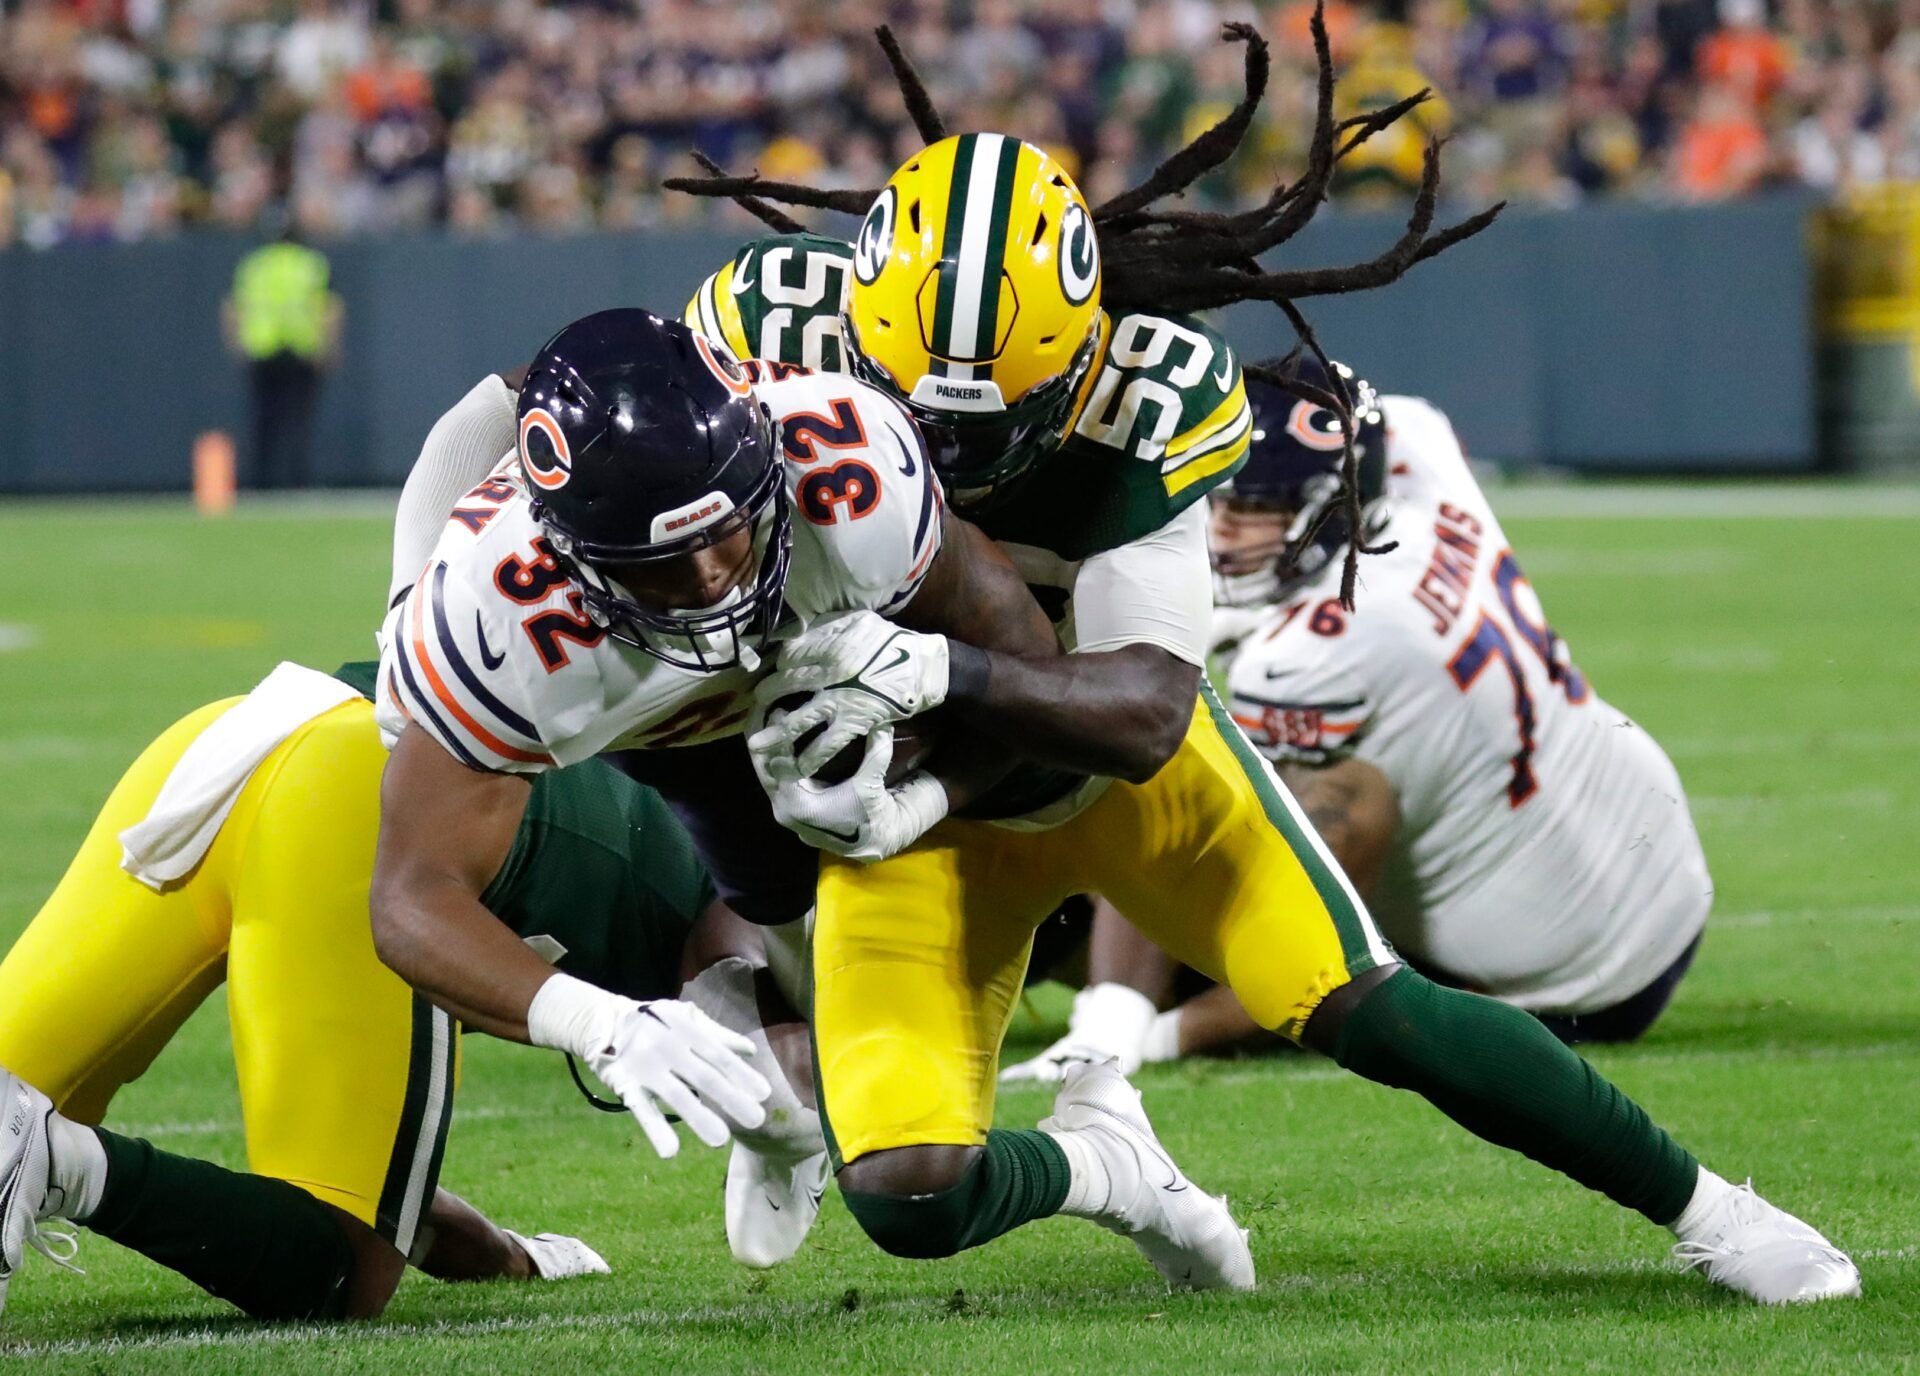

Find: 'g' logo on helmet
519;408;573;490
854;188;897;286
1058;202;1098;305
1284;400;1348;453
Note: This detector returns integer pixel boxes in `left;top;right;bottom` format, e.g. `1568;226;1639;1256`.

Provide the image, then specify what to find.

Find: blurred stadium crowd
2;0;1919;248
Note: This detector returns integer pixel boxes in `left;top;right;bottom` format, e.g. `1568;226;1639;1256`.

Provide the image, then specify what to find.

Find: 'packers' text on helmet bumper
842;133;1104;507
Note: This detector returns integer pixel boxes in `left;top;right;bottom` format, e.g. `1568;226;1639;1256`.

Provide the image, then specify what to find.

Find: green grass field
0;490;1914;1372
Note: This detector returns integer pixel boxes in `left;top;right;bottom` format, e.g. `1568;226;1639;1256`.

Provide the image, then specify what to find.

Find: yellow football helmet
842;134;1106;503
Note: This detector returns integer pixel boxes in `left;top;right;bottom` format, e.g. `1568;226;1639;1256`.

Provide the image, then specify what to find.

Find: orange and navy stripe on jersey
874;410;943;616
1228;690;1371;762
389;562;552;772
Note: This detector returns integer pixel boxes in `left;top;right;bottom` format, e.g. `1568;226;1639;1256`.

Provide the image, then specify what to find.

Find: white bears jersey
1222;396;1711;1013
375;369;943;773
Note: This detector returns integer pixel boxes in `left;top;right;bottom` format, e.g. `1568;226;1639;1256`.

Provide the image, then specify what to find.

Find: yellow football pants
0;697;457;1254
812;687;1393;1165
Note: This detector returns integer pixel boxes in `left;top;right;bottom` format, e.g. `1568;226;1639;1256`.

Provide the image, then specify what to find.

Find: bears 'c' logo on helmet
519;408;573;490
854;188;897;286
693;333;753;397
1284;400;1349;453
1058;202;1098;305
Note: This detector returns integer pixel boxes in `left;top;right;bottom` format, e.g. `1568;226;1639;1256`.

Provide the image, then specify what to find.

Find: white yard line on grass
1486;483;1920;520
6;1248;1913;1361
1661;726;1920;758
1712;904;1918;929
1135;1039;1920;1090
128;1038;1920;1140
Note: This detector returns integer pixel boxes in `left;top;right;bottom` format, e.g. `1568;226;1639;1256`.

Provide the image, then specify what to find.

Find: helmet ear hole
908;200;921;233
1033;211;1049;241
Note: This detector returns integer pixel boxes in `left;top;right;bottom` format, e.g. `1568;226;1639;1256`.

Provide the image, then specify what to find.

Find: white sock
1668;1167;1734;1241
45;1114;108;1223
1044;1126;1112;1218
1070;983;1157;1056
1141;1010;1182;1064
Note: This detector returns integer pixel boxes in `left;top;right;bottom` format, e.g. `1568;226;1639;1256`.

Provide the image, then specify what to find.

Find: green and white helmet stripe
930;132;1023;384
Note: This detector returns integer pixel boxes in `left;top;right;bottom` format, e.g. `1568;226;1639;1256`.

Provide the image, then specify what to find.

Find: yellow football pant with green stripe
812;687;1394;1165
0;697;457;1252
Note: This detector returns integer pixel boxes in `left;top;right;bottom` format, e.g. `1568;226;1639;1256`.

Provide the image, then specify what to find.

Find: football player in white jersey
1003;359;1712;1074
367;309;1250;1289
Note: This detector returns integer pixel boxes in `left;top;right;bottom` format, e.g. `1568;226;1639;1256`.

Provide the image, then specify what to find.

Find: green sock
1334;968;1698;1224
841;1128;1072;1258
84;1128;355;1320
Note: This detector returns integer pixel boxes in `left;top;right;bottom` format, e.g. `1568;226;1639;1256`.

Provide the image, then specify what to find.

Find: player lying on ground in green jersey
0;662;800;1324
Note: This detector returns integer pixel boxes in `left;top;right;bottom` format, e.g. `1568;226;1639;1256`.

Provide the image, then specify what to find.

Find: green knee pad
840;1128;1072;1259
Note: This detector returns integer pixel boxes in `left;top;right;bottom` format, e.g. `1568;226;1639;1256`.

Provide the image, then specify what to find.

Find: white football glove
503;1229;612;1281
749;610;951;780
755;728;948;862
527;974;772;1158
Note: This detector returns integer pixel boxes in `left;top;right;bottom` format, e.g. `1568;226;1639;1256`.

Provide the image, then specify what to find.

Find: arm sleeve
388;374;518;610
1070;499;1213;665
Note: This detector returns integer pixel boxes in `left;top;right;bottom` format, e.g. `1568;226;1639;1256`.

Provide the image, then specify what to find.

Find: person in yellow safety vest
222;234;343;490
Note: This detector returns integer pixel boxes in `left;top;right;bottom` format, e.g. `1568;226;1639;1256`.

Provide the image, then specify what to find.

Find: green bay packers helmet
842;133;1106;506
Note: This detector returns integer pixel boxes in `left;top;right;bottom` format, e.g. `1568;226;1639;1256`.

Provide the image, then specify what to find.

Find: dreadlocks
664;3;1503;607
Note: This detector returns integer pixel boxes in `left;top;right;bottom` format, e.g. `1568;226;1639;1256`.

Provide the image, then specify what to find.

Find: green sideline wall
0;197;1815;493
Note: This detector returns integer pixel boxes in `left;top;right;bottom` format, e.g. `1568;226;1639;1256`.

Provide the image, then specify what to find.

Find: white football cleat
1671;1180;1861;1304
725;1142;829;1269
503;1229;610;1281
1001;984;1154;1083
1040;1059;1254;1292
0;1070;82;1317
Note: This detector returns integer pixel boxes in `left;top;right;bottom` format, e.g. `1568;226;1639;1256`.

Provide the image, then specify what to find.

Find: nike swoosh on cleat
475;613;506;670
1085;1104;1187;1194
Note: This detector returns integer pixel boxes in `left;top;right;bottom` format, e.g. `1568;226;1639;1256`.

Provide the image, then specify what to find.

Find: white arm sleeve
1070;499;1213;666
387;374;518;610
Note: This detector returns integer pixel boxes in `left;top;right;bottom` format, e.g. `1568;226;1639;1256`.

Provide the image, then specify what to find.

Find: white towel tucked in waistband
118;662;359;890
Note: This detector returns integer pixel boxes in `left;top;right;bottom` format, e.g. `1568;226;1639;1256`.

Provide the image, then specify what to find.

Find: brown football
771;692;940;786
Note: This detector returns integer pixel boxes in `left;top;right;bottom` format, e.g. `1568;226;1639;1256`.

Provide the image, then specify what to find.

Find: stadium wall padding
0;197;1815;493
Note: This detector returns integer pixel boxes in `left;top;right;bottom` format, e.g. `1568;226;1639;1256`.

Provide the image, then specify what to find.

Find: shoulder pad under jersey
377;472;608;774
684;234;855;374
762;371;944;622
1222;597;1381;765
1067;310;1251;507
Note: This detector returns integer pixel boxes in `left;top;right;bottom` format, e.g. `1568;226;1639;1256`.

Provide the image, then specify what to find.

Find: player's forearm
369;872;555;1041
944;641;1200;783
417;1190;536;1281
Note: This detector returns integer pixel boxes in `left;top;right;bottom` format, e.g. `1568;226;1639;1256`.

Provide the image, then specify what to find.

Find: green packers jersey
684;233;1253;564
335;662;709;1001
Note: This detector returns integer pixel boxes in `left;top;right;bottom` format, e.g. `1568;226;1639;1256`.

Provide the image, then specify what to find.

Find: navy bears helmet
517;308;788;672
1212;356;1389;607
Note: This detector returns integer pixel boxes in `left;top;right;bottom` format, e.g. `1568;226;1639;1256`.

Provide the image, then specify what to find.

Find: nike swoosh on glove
749;610;950;780
526;975;772;1158
757;729;948;862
